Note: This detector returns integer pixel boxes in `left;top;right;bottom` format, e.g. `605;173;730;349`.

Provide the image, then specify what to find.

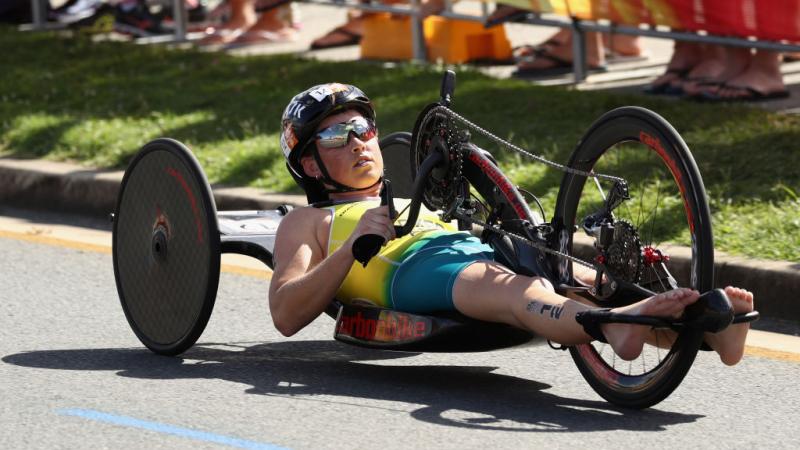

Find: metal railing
28;0;800;82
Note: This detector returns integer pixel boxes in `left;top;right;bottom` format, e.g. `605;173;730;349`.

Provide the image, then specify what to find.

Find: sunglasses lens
316;117;376;149
356;121;377;141
317;125;349;148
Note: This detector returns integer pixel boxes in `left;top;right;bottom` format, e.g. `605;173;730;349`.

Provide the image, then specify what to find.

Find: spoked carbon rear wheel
112;138;220;356
553;107;714;408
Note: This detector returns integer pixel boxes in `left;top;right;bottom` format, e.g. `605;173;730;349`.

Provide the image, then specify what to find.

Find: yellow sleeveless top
325;199;457;308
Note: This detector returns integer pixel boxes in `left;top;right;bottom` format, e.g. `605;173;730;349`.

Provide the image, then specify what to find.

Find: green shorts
389;233;494;313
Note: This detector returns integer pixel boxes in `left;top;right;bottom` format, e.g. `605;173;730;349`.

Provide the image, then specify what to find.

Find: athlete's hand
346;206;397;248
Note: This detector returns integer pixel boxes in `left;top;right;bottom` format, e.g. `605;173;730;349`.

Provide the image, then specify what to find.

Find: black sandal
643;67;691;95
514;49;607;78
310;26;362;50
485;5;532;28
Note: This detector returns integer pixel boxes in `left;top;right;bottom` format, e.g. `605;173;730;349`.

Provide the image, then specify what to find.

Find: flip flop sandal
605;50;650;64
513;52;607;78
679;75;735;97
783;52;800;63
683;79;727;99
643;68;690;96
512;39;563;60
225;29;295;49
484;5;533;28
309;25;361;50
697;83;790;102
196;27;245;46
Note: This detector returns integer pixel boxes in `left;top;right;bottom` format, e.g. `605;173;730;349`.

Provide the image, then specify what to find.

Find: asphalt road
1;208;799;449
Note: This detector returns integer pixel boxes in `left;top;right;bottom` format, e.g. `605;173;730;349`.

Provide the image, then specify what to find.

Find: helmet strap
311;148;382;194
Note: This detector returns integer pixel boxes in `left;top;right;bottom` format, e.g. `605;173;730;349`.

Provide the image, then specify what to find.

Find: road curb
0;157;307;218
1;156;797;321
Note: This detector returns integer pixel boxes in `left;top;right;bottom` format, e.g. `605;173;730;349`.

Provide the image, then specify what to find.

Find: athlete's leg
452;261;700;360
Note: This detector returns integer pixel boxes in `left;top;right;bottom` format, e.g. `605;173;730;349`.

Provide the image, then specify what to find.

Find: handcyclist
269;83;754;365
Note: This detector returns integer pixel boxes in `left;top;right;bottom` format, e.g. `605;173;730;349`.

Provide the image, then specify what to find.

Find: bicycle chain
417;105;616;272
451;210;597;271
428;106;626;184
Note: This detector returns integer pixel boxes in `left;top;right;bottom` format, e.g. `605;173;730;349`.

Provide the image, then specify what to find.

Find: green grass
1;27;799;261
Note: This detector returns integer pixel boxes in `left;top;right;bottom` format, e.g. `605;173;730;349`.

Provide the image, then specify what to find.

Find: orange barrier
496;0;800;42
360;13;512;64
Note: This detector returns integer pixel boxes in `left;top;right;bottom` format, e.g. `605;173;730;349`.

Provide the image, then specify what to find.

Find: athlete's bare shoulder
275;204;332;252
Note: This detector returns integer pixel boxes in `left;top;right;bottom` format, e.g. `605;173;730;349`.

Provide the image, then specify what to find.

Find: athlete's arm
268;205;396;336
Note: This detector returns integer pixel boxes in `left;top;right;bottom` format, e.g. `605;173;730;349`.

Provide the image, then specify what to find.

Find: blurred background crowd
1;0;797;101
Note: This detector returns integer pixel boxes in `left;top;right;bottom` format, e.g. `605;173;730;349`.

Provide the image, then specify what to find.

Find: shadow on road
3;340;703;432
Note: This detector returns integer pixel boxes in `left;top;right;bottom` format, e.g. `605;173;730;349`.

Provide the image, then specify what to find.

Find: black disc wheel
553;107;714;409
112;138;220;356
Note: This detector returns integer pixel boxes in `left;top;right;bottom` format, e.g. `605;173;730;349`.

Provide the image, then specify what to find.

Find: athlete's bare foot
703;286;754;366
601;288;700;360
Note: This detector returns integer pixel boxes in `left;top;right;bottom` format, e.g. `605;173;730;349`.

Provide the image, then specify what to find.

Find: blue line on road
57;408;289;450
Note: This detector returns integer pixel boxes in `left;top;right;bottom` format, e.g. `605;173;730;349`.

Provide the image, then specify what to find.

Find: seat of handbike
330;302;538;351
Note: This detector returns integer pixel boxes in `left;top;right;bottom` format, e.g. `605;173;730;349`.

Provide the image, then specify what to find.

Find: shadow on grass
4;117;80;158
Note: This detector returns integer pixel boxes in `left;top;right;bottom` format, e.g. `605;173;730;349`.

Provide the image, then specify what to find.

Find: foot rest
732;311;760;324
577;309;758;329
575;289;760;339
681;289;734;332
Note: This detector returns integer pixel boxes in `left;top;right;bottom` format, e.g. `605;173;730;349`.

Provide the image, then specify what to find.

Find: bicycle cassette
604;220;643;283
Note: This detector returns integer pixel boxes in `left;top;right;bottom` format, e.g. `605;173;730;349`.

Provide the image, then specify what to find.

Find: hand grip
351;180;396;267
352;234;386;267
439;70;456;107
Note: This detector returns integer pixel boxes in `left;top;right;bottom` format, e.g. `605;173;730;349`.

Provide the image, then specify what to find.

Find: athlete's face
302;109;383;190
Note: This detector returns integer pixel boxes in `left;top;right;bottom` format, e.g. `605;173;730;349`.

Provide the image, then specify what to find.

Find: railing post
30;0;46;30
570;19;587;82
172;0;188;42
410;0;427;62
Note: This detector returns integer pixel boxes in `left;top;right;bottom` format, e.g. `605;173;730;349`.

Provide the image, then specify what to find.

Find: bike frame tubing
461;144;536;226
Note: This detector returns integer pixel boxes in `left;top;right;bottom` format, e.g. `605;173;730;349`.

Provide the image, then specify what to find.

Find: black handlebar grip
351;180;396;267
440;70;456;107
352;234;386;268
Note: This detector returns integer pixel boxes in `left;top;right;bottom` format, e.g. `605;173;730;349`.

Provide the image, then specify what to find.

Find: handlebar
351;150;445;267
351;70;456;267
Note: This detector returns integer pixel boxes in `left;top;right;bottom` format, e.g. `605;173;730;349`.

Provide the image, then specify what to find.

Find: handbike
112;71;758;409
